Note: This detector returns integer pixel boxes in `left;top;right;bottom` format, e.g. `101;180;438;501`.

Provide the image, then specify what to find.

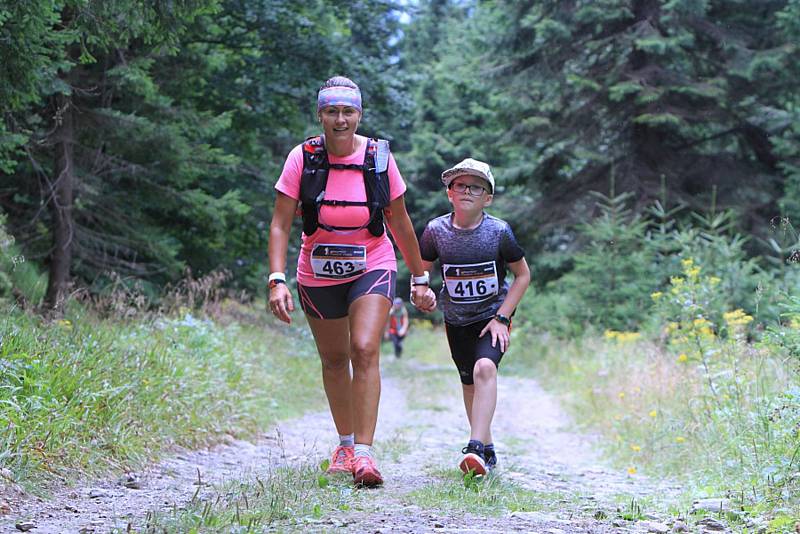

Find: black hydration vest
299;135;391;237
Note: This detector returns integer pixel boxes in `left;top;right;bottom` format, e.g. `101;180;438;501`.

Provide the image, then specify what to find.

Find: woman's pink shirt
275;136;406;287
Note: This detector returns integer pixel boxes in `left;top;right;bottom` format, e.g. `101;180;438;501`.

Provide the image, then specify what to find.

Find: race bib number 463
442;261;499;303
311;244;367;280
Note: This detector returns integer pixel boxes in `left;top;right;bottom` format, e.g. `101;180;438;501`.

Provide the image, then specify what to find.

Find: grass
510;320;800;526
136;460;375;533
0;303;326;489
406;467;560;515
376;427;413;463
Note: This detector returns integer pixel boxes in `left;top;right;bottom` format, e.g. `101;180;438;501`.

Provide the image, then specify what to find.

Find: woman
267;76;435;487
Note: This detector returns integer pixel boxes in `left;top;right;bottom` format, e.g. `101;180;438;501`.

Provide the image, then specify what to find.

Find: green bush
524;191;770;335
533;191;657;333
0;212;47;305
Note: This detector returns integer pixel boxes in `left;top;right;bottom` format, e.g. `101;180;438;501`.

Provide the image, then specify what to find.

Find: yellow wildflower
709;276;721;286
687;266;701;279
666;322;679;333
56;319;73;329
699;326;715;339
650;291;663;301
670;276;685;286
630;445;641;452
723;309;753;327
616;332;641;343
675;436;685;443
618;392;625;399
677;353;688;363
627;467;637;475
649;410;657;418
605;330;640;343
681;258;694;268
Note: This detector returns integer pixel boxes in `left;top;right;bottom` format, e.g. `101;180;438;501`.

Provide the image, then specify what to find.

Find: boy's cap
441;158;495;193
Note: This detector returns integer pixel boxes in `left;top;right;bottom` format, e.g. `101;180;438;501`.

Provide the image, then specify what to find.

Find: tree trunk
44;93;75;311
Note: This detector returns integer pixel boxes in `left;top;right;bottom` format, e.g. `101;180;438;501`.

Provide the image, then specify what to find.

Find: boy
419;158;531;475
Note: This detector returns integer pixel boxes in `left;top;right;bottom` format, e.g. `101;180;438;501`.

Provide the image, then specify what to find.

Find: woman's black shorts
445;317;505;385
297;269;396;320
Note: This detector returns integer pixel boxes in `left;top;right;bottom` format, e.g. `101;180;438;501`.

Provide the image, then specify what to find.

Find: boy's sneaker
484;447;497;471
326;445;354;474
458;440;487;476
352;456;383;487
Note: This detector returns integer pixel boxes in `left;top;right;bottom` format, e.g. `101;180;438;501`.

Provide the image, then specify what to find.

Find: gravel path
1;357;689;533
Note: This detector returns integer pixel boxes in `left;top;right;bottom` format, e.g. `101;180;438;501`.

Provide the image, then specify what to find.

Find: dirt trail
1;358;685;533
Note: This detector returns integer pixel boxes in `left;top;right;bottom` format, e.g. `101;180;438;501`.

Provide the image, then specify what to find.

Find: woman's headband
317;86;362;112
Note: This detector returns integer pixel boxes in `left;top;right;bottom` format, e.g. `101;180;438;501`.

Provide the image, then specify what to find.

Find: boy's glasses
449;182;487;197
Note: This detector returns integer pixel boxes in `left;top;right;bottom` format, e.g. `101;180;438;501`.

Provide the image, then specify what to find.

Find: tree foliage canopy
1;0;798;314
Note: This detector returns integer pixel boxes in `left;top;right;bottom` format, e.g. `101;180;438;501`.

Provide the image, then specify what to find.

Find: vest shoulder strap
373;139;390;174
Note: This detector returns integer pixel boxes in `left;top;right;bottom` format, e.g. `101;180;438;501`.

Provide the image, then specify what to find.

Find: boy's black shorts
445;317;505;385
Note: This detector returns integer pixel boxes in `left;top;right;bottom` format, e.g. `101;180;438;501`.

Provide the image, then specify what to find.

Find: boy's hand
411;285;436;312
480;319;510;352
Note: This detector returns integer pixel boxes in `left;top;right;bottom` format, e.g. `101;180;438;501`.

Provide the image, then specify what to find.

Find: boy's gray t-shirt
419;213;525;326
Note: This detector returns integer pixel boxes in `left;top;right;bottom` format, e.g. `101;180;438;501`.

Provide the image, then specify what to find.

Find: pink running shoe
326;445;354;474
352;456;383;487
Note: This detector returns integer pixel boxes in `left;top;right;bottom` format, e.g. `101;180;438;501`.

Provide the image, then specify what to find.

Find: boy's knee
473;358;497;381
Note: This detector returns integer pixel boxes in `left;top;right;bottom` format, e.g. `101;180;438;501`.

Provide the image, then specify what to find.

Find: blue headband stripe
317;87;362;112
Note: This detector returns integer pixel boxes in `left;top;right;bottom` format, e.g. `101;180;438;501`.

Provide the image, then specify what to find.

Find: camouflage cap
441;158;495;193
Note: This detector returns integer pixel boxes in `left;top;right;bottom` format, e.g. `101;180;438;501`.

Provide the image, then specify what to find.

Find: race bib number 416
311;244;367;280
442;261;499;303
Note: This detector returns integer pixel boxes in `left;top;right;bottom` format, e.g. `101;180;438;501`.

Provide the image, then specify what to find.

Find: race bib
311;244;367;280
442;261;499;303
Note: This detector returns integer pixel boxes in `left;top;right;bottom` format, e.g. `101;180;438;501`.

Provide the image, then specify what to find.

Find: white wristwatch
411;271;430;286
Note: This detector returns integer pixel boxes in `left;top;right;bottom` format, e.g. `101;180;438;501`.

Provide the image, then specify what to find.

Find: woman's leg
305;315;353;436
348;293;392;445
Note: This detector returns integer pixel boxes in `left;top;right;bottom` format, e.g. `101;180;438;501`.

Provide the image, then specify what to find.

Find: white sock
339;434;354;447
354;444;373;458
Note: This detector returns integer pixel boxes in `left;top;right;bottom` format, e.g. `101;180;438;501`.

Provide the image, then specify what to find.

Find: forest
1;0;796;319
2;0;800;531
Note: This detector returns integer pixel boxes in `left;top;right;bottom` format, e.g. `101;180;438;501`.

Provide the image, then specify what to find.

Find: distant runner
385;297;410;358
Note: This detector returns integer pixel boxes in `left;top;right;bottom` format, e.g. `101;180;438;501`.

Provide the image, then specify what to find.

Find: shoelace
334;448;349;461
462;445;483;456
354;457;372;472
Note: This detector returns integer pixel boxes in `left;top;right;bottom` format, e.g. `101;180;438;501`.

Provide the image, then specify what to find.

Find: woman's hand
411;284;436;312
268;283;295;324
479;319;510;352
